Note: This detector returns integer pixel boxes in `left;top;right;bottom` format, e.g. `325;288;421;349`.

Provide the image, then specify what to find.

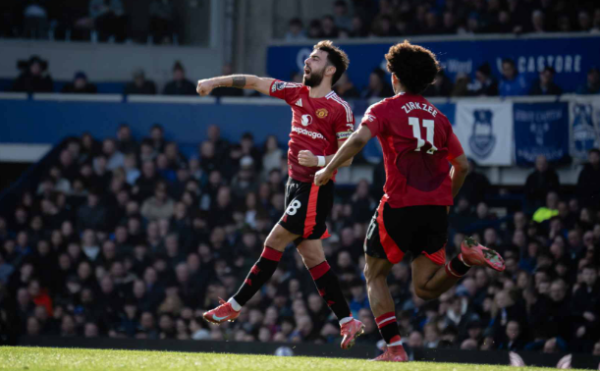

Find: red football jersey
269;80;355;183
360;92;464;208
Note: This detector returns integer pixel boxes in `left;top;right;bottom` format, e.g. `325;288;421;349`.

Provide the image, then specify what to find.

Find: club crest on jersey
316;108;328;118
301;114;313;127
469;109;496;159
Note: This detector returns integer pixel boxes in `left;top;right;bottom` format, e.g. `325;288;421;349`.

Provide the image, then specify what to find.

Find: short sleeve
334;103;355;142
269;80;302;104
446;132;464;160
359;104;383;137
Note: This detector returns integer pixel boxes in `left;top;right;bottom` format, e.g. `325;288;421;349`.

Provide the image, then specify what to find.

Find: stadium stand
0;113;599;354
284;0;600;39
1;0;600;361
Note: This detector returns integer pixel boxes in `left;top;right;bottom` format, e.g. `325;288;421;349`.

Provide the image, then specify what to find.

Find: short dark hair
334;0;347;8
589;148;600;156
477;63;492;77
313;40;350;86
385;40;440;94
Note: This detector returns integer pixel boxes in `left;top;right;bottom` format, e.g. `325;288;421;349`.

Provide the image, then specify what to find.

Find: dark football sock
233;246;282;306
445;254;471;278
309;261;352;320
375;312;402;345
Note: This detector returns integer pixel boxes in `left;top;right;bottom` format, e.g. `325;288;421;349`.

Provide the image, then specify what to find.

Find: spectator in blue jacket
499;58;528;97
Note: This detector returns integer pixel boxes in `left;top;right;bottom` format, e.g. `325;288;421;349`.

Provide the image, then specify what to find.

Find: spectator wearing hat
163;62;196;96
61;72;97;94
577;67;600;95
124;68;156;95
470;63;499;96
529;67;562;96
12;56;53;93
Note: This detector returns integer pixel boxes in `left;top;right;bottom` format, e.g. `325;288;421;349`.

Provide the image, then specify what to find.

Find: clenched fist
196;79;215;96
298;150;318;167
314;167;333;186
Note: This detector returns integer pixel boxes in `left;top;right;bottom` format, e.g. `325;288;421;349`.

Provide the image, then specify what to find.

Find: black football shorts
364;196;448;265
278;177;333;242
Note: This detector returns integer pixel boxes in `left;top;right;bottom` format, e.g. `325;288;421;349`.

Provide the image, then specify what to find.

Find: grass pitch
0;346;584;371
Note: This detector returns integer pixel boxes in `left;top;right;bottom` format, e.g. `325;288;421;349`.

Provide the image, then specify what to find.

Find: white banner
454;102;514;166
569;97;600;161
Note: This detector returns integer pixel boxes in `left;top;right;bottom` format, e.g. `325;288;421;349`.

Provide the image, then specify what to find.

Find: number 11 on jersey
408;117;437;154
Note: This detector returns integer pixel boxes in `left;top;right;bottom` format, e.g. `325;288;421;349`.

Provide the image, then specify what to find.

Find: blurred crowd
9;56;198;96
8;54;600;97
0;0;177;44
284;0;600;40
332;62;600;99
0;122;599;356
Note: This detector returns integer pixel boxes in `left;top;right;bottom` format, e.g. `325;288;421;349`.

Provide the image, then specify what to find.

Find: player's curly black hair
385;40;441;95
314;40;350;86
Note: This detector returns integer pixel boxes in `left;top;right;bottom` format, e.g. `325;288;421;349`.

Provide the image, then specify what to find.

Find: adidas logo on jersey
295;99;303;107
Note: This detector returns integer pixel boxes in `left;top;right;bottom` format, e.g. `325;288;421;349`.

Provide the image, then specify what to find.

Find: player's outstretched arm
313;125;373;186
197;75;275;96
449;154;468;198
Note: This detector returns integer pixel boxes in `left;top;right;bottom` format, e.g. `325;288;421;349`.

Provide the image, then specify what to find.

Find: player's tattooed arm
197;75;275;96
231;75;246;88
